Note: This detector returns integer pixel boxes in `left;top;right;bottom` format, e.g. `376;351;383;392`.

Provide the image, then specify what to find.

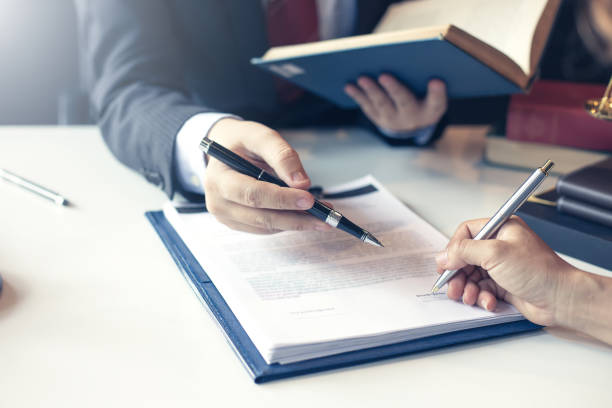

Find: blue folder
146;210;541;383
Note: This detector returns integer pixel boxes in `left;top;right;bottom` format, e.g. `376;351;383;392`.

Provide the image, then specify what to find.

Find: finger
240;126;311;189
357;76;396;116
477;290;497;312
344;84;377;118
217;201;331;232
214;167;314;210
446;270;466;301
446;238;508;272
421;79;448;124
448;218;491;246
462;280;480;306
377;74;418;113
466;267;482;283
441;218;492;270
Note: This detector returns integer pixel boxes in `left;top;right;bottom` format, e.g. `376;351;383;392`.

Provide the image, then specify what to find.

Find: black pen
199;136;383;247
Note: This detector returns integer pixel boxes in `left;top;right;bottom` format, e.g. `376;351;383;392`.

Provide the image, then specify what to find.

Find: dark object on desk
199;136;383;247
518;190;612;270
557;158;612;210
506;80;612;150
557;196;612;228
146;210;541;383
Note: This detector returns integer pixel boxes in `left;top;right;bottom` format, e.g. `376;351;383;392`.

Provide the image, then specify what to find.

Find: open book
252;0;561;107
162;176;525;365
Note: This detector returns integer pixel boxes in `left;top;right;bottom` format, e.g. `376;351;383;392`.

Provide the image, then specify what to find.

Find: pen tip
431;285;439;294
364;234;384;247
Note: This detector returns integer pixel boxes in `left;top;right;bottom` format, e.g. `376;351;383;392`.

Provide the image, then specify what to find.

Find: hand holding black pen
200;135;383;247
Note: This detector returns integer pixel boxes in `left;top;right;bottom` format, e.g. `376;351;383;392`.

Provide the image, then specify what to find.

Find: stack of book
517;159;612;270
485;80;612;175
556;158;612;228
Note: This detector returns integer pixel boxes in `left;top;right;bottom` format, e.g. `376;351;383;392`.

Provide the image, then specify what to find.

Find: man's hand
344;74;447;133
435;217;574;327
203;118;332;234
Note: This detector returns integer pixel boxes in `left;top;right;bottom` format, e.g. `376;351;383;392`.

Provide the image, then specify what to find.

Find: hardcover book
506;81;612;150
518;190;612;271
251;0;561;107
557;158;612;210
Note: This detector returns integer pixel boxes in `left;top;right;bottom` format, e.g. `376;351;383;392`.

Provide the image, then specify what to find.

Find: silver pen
431;160;554;293
0;168;69;206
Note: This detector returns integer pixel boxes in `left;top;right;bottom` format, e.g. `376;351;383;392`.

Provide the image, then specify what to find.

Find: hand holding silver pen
432;160;554;293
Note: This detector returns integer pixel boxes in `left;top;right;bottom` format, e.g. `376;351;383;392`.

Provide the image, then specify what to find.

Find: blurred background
0;0;88;125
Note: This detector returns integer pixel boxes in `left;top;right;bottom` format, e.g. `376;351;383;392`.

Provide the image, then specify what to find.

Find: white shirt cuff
378;124;437;145
174;112;241;194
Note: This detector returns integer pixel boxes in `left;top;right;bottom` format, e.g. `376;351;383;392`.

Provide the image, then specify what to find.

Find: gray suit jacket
75;0;392;197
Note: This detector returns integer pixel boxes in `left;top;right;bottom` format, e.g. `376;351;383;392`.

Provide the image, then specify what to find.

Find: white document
164;176;522;364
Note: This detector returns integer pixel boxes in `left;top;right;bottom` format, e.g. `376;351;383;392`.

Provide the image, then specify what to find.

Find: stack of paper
164;176;523;364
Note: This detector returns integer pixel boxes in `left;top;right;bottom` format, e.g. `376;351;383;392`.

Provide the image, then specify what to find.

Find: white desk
0;126;610;407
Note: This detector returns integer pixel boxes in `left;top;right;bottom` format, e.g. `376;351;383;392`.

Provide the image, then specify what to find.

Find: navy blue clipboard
146;210;541;383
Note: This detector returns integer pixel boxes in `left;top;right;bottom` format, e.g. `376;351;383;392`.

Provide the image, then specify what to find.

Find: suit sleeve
74;0;211;197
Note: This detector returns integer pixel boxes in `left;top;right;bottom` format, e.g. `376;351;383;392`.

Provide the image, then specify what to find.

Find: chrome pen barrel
473;166;548;241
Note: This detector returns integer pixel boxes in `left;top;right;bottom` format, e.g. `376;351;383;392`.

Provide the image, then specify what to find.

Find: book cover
557;196;612;228
518;190;612;270
556;158;612;210
252;36;522;108
252;0;561;108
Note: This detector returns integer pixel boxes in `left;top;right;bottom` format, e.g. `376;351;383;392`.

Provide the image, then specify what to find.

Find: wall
0;1;80;124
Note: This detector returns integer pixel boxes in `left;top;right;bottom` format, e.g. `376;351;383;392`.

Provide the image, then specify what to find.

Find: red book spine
506;81;612;151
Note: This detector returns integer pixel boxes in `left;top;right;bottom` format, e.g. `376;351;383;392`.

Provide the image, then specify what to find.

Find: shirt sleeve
174;113;241;194
377;124;437;146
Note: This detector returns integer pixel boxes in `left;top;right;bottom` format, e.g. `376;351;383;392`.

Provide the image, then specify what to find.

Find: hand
435;217;575;327
344;74;447;133
204;118;332;234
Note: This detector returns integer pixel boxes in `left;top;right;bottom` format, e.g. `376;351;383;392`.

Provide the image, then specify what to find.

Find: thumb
243;125;311;189
444;238;507;271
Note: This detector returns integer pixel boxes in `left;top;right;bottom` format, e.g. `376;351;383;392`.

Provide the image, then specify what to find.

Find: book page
375;0;551;75
165;176;521;364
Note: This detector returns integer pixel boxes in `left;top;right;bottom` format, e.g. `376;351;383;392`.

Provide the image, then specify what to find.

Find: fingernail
435;250;448;268
429;80;445;91
483;300;490;311
292;171;307;182
297;198;312;209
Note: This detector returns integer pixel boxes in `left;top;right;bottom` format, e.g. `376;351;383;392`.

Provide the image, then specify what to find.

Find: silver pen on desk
0;168;69;206
431;159;554;293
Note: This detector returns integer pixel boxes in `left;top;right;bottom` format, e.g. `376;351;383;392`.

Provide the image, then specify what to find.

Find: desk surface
0;126;610;407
